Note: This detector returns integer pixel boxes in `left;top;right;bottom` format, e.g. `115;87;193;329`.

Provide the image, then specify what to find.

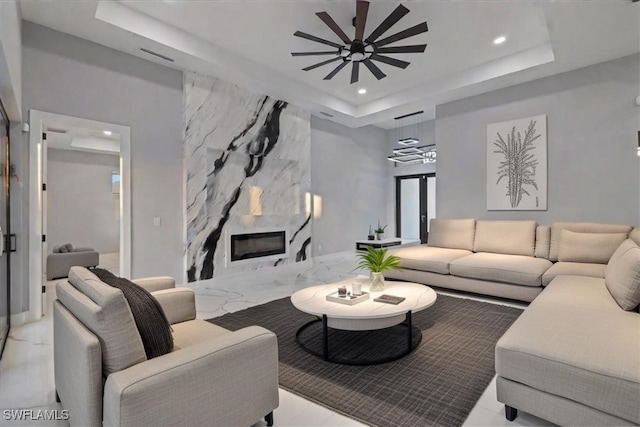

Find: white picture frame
487;115;547;210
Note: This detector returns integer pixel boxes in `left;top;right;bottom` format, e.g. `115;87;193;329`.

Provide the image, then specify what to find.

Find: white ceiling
45;121;121;155
20;0;640;129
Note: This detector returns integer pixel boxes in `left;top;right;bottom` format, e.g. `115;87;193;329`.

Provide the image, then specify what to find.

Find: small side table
355;238;402;251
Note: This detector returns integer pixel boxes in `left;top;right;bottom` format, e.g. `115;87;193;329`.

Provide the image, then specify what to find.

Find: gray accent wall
436;54;640;226
22;22;184;280
47;148;120;254
310;117;389;256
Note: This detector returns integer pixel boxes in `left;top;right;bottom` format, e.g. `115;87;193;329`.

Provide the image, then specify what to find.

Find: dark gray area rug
207;294;522;427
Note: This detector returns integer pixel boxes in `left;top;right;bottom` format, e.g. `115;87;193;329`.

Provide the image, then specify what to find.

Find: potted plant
374;220;387;240
356;247;401;291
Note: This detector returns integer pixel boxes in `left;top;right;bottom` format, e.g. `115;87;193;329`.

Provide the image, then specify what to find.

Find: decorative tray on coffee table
326;291;370;305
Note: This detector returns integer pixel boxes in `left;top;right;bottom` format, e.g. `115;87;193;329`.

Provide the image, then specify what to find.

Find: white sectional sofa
386;219;631;302
386;219;640;426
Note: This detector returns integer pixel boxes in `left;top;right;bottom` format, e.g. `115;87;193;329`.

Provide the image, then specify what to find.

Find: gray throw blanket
91;268;173;359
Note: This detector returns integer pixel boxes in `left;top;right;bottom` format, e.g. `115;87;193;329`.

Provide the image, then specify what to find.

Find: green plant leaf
356;247;401;273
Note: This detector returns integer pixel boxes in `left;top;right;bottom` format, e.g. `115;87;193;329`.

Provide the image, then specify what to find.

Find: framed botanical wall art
487;115;547;210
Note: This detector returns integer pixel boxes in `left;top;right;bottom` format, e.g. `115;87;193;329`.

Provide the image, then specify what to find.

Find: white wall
22;22;184;282
436;54;640;226
310;117;389;256
0;0;22;120
47;149;120;254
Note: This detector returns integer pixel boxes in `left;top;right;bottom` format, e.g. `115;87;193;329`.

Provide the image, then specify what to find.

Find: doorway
27;111;131;323
395;174;436;244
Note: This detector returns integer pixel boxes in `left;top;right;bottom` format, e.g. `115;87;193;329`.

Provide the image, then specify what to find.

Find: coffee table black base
295;312;422;366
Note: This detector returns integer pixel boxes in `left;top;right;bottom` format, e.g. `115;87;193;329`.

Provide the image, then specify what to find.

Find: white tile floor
0;252;554;426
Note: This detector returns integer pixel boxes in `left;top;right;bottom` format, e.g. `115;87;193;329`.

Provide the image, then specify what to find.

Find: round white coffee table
291;279;437;365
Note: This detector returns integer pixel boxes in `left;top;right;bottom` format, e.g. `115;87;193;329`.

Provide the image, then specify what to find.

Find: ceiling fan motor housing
350;40;366;61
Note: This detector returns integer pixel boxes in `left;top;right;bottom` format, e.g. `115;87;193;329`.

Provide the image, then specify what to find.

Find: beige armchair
53;267;279;427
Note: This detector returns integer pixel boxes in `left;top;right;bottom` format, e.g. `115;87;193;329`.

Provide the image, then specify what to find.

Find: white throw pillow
558;230;627;264
605;242;640;311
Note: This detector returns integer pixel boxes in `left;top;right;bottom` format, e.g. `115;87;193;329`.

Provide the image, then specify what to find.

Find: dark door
395;174;436;244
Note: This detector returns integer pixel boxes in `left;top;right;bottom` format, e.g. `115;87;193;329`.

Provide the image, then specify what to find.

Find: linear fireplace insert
230;231;287;262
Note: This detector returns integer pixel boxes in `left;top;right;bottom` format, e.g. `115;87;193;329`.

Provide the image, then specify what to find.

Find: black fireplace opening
230;231;287;262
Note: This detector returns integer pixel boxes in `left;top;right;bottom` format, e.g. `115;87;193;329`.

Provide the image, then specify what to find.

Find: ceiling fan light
351;52;365;62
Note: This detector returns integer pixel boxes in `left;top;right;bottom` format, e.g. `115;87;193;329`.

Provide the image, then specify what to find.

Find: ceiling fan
292;0;428;84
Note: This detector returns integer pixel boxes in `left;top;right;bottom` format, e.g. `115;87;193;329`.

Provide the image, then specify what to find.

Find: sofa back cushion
549;222;632;262
428;219;476;250
534;225;551;259
56;267;146;375
474;220;537;256
605;239;640;310
558;230;628;264
630;229;640;246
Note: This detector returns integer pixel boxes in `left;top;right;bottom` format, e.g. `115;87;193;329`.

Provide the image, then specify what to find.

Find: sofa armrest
151;288;196;324
103;326;279;427
131;276;175;292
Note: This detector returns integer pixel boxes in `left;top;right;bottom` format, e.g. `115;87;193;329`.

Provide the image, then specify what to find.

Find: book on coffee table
374;294;406;305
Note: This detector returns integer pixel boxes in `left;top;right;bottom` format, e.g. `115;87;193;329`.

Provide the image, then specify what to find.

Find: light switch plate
153;217;161;227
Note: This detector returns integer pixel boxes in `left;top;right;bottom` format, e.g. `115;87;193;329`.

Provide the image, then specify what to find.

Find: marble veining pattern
184;71;311;281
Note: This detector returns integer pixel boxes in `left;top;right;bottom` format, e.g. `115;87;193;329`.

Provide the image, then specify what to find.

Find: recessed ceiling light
493;36;506;45
358;88;367;95
103;130;112;136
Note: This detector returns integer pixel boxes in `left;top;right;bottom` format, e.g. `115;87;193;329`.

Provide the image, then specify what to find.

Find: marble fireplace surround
185;71;311;282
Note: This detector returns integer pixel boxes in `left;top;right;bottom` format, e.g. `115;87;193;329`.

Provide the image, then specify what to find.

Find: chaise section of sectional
496;275;640;426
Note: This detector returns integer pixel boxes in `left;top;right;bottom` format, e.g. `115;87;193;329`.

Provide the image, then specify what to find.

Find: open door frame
26;110;131;324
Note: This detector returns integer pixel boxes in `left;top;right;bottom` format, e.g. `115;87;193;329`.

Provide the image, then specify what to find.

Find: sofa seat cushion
390;246;472;274
542;262;606;286
449;253;552;287
496;276;640;424
171;320;230;351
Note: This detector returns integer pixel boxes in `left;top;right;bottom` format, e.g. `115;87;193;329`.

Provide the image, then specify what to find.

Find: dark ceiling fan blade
363;59;386;80
303;56;343;71
355;0;370;41
376;44;427;54
324;60;349;80
316;12;352;44
294;31;344;49
370;54;410;69
291;51;339;56
350;61;360;84
365;4;409;43
375;22;428;47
